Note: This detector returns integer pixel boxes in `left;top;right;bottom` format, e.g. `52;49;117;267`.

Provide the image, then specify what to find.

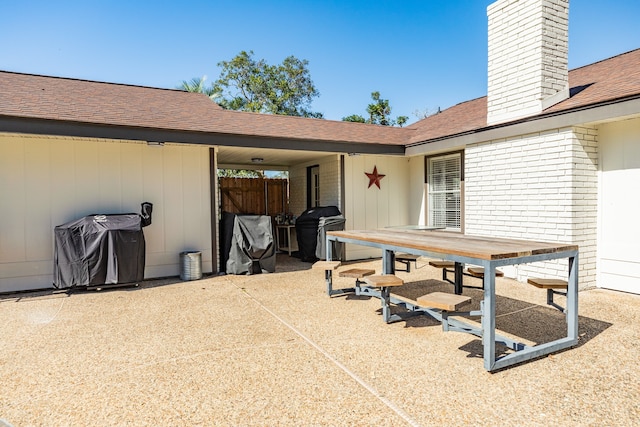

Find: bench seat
364;275;404;288
312;260;341;270
396;253;419;272
428;260;455;269
417;292;471;311
527;278;568;289
527;278;568;313
339;268;375;279
465;267;504;278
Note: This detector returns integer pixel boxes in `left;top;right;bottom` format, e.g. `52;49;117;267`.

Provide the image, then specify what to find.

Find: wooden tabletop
327;229;578;261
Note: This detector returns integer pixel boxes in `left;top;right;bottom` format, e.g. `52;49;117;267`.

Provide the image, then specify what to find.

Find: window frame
424;151;464;232
306;164;320;209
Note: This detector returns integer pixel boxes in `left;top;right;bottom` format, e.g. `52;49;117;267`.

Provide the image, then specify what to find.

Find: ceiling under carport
216;145;339;170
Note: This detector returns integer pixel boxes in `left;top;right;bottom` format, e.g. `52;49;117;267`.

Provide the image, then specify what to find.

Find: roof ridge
407;95;488;128
0;69;186;93
568;47;640;72
218;106;415;130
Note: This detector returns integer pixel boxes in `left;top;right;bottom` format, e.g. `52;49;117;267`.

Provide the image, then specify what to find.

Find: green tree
342;114;366;123
212;51;323;118
217;169;263;178
178;76;218;100
342;91;409;127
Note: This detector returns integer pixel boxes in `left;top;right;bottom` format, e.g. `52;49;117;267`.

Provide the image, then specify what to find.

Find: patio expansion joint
222;276;423;427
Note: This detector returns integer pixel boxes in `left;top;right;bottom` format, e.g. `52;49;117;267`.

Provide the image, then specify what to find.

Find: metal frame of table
325;229;579;372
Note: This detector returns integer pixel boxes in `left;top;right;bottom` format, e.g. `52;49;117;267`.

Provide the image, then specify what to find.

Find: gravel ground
1;254;638;426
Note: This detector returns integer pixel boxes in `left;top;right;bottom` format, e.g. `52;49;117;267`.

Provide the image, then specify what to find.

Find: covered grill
295;206;344;262
53;203;152;289
220;212;276;275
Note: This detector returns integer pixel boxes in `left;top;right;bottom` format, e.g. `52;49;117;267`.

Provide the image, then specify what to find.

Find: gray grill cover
226;215;276;275
315;215;346;259
53;214;145;288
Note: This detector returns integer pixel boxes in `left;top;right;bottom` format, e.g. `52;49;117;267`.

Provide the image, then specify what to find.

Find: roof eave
0;115;406;156
406;95;640;156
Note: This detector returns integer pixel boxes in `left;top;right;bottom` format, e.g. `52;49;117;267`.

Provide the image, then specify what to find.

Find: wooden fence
219;177;289;216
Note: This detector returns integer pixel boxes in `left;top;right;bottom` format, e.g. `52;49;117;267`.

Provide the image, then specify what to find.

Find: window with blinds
427;153;461;231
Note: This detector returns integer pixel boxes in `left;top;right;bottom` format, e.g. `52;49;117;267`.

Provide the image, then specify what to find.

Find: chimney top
487;0;570;125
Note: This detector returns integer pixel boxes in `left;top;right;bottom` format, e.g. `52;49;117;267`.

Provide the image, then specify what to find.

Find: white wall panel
343;155;410;260
0;137;26;263
599;118;640;294
50;141;74;228
0;135;211;293
162;145;186;254
24;139;52;261
142;146;166;254
121;143;144;210
408;156;426;226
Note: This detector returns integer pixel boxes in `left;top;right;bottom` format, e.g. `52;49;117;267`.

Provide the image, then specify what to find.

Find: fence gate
219;177;289;216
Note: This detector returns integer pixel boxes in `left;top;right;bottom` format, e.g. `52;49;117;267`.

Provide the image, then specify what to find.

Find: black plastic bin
295;206;342;262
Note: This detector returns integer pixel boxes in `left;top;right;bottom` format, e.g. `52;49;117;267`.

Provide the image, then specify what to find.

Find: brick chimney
487;0;570;125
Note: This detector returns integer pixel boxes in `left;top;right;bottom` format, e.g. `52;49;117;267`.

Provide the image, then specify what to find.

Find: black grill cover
220;212;275;275
295;206;342;262
316;215;346;259
53;214;145;288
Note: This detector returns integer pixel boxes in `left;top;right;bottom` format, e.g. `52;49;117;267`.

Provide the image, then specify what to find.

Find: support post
567;254;579;339
482;263;497;371
454;262;464;294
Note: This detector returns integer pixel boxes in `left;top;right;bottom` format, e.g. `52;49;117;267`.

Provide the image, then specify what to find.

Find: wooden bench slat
417;292;471;311
396;253;419;261
465;267;504;278
429;260;455;269
339;268;375;278
364;275;404;288
527;278;568;289
312;261;341;270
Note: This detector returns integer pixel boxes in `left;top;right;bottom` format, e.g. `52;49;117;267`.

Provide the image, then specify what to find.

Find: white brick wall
288;165;306;216
288;155;341;217
465;126;598;289
487;0;569;124
319;157;340;208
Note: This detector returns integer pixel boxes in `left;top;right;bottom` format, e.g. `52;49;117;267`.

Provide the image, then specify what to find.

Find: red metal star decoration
365;166;386;189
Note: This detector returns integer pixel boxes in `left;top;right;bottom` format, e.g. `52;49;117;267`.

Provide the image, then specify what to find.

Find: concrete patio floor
1;254;639;426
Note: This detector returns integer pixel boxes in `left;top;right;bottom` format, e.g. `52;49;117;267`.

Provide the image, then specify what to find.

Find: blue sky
2;0;639;124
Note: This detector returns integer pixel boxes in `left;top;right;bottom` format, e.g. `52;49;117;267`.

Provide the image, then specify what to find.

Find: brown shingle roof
545;48;640;113
406;97;487;143
0;72;412;146
2;47;639;148
0;72;222;128
408;48;640;144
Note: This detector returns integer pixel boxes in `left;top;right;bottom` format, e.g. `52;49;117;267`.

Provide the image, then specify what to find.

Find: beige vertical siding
0;134;211;292
598;117;640;294
408;156;426;226
343;155;410;260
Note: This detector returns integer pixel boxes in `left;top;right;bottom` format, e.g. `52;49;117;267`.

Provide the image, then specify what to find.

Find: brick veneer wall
465;126;598;289
288;155;341;217
487;0;569;124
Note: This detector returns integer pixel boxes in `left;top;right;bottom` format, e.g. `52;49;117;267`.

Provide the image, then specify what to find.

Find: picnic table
325;228;579;371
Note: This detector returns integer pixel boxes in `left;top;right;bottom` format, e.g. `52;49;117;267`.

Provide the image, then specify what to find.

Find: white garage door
599;118;640;294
